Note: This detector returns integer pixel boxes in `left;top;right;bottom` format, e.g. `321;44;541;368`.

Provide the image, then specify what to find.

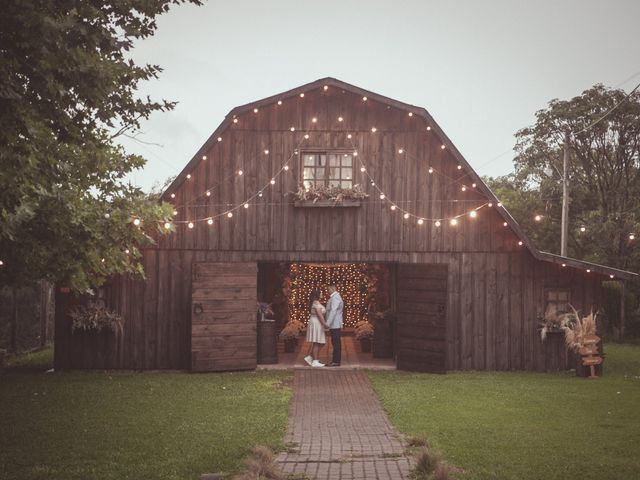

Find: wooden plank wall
191;262;257;372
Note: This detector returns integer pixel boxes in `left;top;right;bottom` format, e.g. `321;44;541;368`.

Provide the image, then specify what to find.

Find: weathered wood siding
55;83;605;371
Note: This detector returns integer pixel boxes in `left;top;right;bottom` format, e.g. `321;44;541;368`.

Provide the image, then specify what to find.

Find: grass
0;369;292;480
368;344;640;480
3;345;54;370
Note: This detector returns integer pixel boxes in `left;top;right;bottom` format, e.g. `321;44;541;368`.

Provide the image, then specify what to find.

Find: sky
120;0;640;191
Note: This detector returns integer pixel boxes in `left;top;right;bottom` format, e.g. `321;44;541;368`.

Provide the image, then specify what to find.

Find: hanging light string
346;135;492;224
171;130;311;225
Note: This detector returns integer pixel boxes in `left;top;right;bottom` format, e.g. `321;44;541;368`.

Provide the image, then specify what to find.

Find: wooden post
39;280;49;348
10;286;18;353
561;131;570;257
619;280;626;341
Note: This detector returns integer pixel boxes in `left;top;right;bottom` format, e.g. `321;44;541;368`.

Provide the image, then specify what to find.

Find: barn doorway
257;262;396;369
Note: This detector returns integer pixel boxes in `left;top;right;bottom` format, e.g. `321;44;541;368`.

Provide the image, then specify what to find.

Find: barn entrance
189;261;447;372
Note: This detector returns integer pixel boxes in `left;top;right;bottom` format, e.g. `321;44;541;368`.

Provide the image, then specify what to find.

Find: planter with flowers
355;320;374;353
279;319;305;352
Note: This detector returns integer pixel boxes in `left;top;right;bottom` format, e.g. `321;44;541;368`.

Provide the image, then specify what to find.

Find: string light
270;179;276;185
586;269;591;273
253;108;258;113
277;100;282;105
0;260;4;266
408;112;413;117
244;203;249;209
360;166;366;172
472;183;477;188
104;213;110;218
233;118;238;124
238;170;243;175
218;137;222;142
580;226;586;232
426;126;432;131
132;218;141;226
362;96;367;101
227;212;233;218
338;116;344;122
207;218;214;225
497;202;502;207
417;218;424;225
125;249;130;254
371;127;377;133
428;167;434;174
264;149;269;154
304;134;309;139
284;165;289;171
630;234;636;240
299;93;305;98
398;148;404;154
404;213;410;219
535;215;542;222
469;210;477;218
173;210;178;216
562;263;566;267
442;145;446;150
188;222;194;229
390;205;396;211
347;134;352;139
461;185;467;192
202;155;207;160
503;222;508;227
610;274;614;279
434;220;441;227
379;194;385;199
164;222;171;229
206;191;211;196
518;241;523;246
186;174;191;179
450;218;458;226
290;127;295;132
323;85;328;91
488;202;493;207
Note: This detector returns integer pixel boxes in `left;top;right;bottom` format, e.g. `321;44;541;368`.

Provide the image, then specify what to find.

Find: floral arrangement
278;319;305;341
354;320;374;340
257;302;274;320
290;183;369;203
70;304;124;335
539;303;597;352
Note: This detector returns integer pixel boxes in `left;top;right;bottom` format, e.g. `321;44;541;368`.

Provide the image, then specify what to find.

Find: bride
304;289;328;367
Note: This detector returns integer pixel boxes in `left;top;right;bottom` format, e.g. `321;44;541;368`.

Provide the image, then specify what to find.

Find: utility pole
561;131;570;257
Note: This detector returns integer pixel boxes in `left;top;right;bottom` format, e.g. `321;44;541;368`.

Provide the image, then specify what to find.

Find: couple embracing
303;284;343;368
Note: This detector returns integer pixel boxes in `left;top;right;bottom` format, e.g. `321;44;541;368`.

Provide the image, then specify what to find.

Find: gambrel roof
162;77;636;281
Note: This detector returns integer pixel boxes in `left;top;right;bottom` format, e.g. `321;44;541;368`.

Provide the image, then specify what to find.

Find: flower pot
284;338;298;353
360;338;372;353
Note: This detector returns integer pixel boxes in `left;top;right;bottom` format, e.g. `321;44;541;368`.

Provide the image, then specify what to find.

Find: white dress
306;301;326;344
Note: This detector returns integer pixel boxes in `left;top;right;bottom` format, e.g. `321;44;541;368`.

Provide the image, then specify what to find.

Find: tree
0;0;201;291
511;84;640;271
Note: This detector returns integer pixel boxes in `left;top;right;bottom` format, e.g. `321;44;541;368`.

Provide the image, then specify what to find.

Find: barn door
191;262;257;372
396;264;448;373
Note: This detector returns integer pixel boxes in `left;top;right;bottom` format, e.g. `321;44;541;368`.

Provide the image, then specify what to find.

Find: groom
325;284;344;367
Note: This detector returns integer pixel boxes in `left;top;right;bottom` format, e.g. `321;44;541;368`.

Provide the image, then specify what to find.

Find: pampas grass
562;305;597;353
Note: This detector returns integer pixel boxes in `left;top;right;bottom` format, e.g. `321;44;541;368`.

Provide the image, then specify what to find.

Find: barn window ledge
294;199;361;208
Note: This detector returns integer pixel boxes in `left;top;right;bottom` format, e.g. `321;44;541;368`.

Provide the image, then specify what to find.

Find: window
545;289;571;315
302;151;353;189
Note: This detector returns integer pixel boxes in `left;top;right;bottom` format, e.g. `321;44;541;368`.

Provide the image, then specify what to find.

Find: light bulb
428;167;434;174
290;127;295;132
535;215;542;222
133;218;141;226
188;222;194;229
435;220;441;227
312;117;317;123
244;203;249;209
253;108;258;113
610;274;614;279
304;134;309;139
497;202;502;207
371;182;375;186
299;93;305;98
586;269;591;273
207;218;214;225
202;155;207;160
371;127;377;132
630;234;636;240
518;241;523;246
408;112;413;117
206;191;211;197
403;213;409;219
104;213;110;218
562;263;566;267
427;126;432;131
227;212;233;218
580;226;586;232
461;186;467;192
258;192;263;197
469;210;477;218
323;85;328;91
270;179;276;185
379;194;385;199
362;96;367;101
233;118;238;123
417;218;424;225
472;183;477;188
441;145;446;150
238;170;243;175
390;205;396;211
488;202;493;207
264;149;269;154
284;165;289;171
347;134;352;139
173;210;178;216
164;222;171;229
353;151;358;156
503;222;508;227
218;136;222;142
186;174;191;179
277;100;282;105
338;116;343;122
398;148;404;154
360;167;366;172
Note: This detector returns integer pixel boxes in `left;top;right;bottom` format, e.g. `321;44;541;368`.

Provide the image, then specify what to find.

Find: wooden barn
54;78;635;373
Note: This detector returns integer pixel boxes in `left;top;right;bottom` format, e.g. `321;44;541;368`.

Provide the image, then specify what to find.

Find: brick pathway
276;370;414;479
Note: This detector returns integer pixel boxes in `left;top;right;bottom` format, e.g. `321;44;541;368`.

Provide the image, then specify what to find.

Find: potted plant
70;304;124;336
257;302;277;364
278;319;304;352
538;303;572;341
355;320;374;353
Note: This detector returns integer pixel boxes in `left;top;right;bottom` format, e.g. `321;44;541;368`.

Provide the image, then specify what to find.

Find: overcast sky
120;0;640;191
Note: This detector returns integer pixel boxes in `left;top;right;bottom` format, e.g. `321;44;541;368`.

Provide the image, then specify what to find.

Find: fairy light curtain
288;263;369;328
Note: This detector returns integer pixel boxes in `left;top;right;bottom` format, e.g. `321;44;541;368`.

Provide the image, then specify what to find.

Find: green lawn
368;344;640;480
0;368;292;480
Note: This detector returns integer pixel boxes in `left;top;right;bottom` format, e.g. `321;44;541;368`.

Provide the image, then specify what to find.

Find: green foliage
369;343;640;480
0;0;201;291
0;370;292;480
69;304;123;334
506;84;640;270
